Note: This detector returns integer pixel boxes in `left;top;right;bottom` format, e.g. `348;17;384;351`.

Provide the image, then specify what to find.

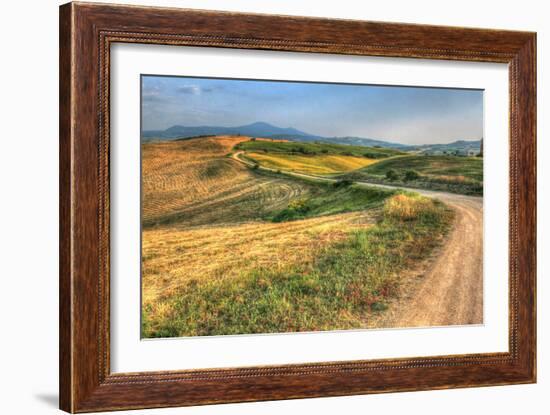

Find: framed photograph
59;2;536;412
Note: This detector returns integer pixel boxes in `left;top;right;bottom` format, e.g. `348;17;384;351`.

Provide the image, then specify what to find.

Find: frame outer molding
59;2;536;413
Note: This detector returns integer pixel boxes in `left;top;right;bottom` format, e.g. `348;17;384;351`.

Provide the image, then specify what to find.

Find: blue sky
142;75;483;145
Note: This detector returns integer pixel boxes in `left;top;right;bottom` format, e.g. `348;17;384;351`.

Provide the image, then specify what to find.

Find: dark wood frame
59;2;536;412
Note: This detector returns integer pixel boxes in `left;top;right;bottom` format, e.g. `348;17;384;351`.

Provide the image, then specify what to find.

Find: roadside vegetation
143;192;453;337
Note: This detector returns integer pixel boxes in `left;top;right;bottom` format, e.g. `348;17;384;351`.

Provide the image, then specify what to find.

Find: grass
235;139;403;158
141;136;393;311
340;155;483;195
269;183;391;222
141;136;457;338
141;136;315;228
143;193;454;337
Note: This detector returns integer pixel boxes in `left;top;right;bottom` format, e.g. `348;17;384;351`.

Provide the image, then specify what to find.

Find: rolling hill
141;135;455;337
142;121;408;149
340;155;483;195
143;121;482;152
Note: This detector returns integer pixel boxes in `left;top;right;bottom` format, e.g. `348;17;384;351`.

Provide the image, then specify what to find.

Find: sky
141;75;483;145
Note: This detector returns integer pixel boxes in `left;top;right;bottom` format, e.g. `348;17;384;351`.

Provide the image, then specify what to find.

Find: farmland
235;139;403;158
235;140;482;195
141;136;459;337
237;140;401;176
340;154;484;195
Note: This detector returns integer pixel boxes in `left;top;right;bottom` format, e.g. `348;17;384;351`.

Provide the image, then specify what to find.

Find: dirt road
232;151;484;327
373;190;483;328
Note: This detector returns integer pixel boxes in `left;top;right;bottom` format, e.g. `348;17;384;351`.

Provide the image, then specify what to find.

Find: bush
272;198;311;222
252;163;259;170
385;169;399;181
404;170;420;181
288;198;310;212
332;179;354;188
383;194;441;222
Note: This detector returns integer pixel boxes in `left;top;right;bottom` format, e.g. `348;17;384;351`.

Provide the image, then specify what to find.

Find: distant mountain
406;139;482;153
142;121;479;151
142;121;408;149
142;122;311;141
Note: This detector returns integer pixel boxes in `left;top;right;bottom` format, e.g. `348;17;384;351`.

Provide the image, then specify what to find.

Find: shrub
385;169;399;181
383;194;439;222
272;198;312;222
404;170;420;181
287;198;310;214
332;179;354;188
252;163;260;170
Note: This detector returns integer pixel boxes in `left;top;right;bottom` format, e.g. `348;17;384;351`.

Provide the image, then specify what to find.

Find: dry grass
246;152;378;175
142;136;248;224
143;211;374;312
142;136;314;227
383;194;436;220
141;136;454;337
142;135;377;318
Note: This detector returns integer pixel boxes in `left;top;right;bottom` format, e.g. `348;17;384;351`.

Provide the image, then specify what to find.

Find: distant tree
404;170;420;181
333;179;353;188
321;149;329;154
385;169;399;181
250;137;256;141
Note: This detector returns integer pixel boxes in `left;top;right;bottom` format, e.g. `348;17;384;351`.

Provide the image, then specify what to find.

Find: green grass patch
142;193;454;337
270;182;392;222
236;140;403;158
341;155;483;195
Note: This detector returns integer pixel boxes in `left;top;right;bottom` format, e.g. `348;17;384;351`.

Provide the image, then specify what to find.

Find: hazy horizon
142;75;484;145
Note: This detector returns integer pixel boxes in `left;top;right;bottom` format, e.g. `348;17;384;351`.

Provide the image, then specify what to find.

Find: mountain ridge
142;121;481;150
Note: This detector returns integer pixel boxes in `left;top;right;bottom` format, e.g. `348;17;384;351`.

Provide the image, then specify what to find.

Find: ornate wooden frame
59;2;536;412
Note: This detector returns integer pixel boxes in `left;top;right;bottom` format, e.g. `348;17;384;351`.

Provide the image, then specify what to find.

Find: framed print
59;2;536;412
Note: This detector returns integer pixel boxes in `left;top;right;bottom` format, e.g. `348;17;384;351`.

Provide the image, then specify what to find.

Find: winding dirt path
374;191;483;328
232;151;484;327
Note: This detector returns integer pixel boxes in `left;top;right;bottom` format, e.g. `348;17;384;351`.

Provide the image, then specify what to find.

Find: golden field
141;135;454;337
245;152;378;175
141;136;376;324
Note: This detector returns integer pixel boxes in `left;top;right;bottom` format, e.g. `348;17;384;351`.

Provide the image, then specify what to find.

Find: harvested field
245;152;378;175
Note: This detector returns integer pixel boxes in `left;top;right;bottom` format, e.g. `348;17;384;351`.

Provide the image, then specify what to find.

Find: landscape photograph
140;75;483;338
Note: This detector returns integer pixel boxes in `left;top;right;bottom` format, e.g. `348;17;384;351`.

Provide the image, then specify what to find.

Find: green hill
235;140;404;158
341;155;483;195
